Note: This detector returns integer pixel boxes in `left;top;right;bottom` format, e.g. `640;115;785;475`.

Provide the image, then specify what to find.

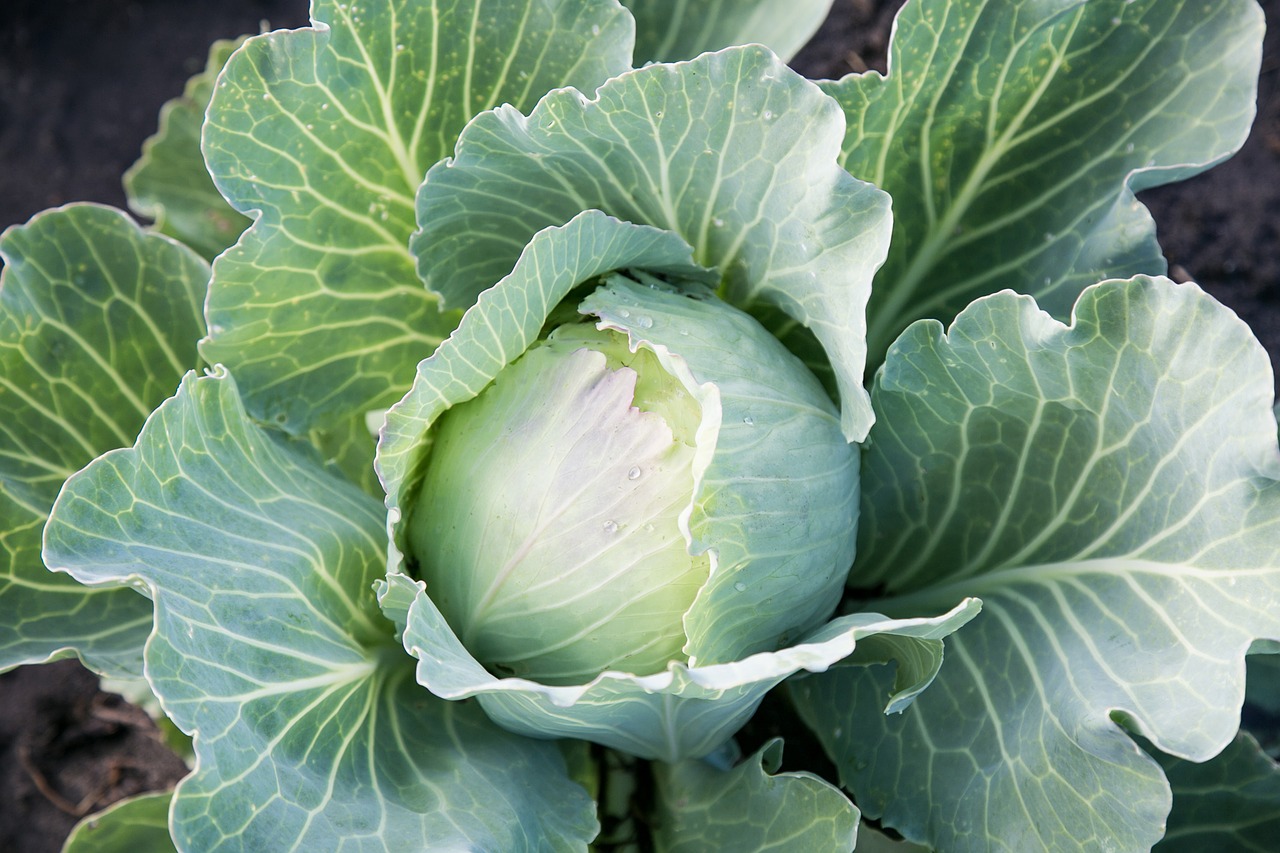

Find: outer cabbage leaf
64;793;177;853
125;38;251;261
1246;650;1280;719
200;0;634;434
413;45;891;441
621;0;833;63
0;204;207;676
379;210;979;761
1153;731;1280;852
305;410;384;498
792;277;1280;851
651;739;858;851
43;370;599;852
822;0;1264;361
387;568;976;762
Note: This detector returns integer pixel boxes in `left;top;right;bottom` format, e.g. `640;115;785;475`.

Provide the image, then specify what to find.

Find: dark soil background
0;1;1276;851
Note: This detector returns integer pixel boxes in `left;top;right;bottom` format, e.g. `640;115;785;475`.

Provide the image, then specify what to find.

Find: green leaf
852;827;930;853
63;792;177;853
393;565;977;762
822;0;1264;361
1246;649;1280;718
1154;732;1280;852
125;38;252;261
621;0;833;63
0;204;207;676
413;44;891;441
43;370;599;851
305;410;383;498
201;0;634;434
793;277;1280;851
651;739;858;851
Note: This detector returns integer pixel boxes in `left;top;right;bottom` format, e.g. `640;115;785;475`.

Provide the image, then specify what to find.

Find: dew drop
635;315;653;329
742;415;755;426
396;43;406;52
833;727;843;739
603;520;619;534
627;466;641;480
618;308;632;319
591;24;601;35
734;582;747;592
712;217;725;228
763;110;773;120
1125;142;1135;153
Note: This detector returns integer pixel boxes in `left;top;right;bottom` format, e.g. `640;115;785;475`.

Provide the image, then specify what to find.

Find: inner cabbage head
407;322;710;685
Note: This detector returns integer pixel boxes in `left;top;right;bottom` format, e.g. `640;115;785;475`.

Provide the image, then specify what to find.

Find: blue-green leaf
0;205;207;676
622;0;833;63
795;277;1280;851
125;38;251;261
651;739;858;851
823;0;1264;361
44;370;598;851
201;0;634;434
1154;731;1280;852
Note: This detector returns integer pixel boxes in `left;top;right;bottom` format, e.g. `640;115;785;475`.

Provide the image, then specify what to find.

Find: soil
0;1;1277;851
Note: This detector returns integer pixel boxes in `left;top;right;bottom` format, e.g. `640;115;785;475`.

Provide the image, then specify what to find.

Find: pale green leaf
0;204;207;676
63;792;176;853
651;739;858;852
43;370;599;851
201;0;634;434
822;0;1264;361
579;276;857;667
393;566;977;762
853;827;930;853
794;277;1280;851
1154;732;1280;852
125;38;252;261
622;0;834;63
413;45;891;441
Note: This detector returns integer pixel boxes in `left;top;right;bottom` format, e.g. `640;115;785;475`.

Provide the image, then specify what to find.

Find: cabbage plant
3;0;1279;850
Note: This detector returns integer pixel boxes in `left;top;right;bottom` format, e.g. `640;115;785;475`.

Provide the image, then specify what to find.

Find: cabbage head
377;212;975;761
